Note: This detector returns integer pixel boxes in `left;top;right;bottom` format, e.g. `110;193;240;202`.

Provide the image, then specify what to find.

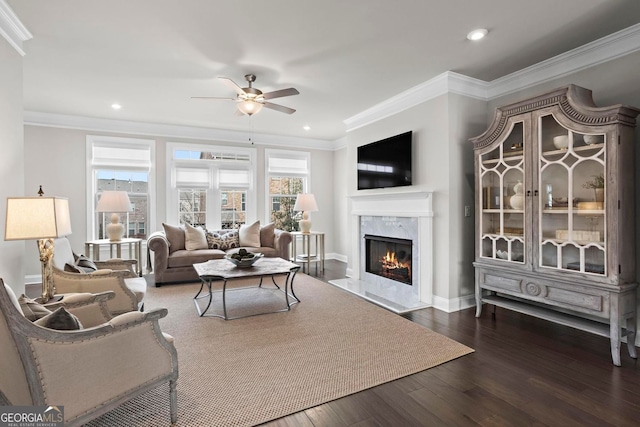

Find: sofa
148;221;292;286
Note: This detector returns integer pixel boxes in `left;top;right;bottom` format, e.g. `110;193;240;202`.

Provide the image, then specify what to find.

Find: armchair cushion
34;307;83;330
18;295;51;321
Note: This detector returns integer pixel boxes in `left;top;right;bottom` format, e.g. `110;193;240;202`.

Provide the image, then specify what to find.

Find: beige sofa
148;222;292;285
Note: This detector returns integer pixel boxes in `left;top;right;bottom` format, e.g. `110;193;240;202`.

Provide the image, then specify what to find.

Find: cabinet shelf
541;143;604;157
481;295;613;338
482;209;524;214
542;208;605;215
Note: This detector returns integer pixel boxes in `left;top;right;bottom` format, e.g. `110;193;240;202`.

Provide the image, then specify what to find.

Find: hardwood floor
264;260;640;427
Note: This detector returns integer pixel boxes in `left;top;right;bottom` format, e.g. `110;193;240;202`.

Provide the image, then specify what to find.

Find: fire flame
380;250;410;273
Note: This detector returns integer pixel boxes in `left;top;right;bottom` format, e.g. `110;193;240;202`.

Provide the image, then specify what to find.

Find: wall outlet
464;206;471;217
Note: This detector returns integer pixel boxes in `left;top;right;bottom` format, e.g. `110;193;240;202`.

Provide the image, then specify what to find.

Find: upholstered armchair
0;280;178;425
51;237;146;315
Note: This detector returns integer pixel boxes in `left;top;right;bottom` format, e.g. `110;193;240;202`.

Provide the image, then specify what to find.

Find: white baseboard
326;252;348;262
432;294;476;313
25;274;41;285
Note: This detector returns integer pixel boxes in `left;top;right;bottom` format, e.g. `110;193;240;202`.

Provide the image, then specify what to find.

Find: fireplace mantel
349;190;433;217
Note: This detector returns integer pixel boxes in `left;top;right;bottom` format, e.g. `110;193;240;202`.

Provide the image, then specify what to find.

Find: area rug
86;274;473;426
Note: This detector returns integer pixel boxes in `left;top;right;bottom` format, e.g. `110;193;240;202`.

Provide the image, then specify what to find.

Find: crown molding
343;72;487;132
23;111;335;151
344;23;640;132
0;0;32;56
486;23;640;99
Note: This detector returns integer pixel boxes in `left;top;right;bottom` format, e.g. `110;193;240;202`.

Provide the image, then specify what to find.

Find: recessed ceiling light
111;103;122;110
467;28;488;41
303;125;311;131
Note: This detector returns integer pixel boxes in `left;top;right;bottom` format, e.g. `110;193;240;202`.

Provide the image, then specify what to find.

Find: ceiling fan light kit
193;73;299;116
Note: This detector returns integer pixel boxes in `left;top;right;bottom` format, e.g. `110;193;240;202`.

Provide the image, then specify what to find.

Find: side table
290;231;325;275
85;238;143;276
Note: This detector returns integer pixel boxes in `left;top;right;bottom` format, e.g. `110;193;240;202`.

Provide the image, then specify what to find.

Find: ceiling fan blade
218;77;246;96
263;102;296;114
191;96;236;100
262;88;299;100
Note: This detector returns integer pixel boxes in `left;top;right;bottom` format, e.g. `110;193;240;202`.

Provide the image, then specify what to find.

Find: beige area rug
86;274;473;426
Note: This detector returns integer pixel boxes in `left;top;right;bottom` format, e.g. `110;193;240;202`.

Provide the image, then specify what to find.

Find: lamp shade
5;197;72;240
237;99;264;116
96;191;132;213
293;193;318;212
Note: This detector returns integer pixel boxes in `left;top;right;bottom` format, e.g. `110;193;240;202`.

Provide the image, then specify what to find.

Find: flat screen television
357;131;412;190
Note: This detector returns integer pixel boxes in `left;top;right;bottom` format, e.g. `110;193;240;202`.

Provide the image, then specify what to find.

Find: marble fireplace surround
330;190;434;313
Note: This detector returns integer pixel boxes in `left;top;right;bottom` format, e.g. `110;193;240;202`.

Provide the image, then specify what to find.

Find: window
167;143;256;229
265;149;310;231
179;189;207;227
87;136;155;240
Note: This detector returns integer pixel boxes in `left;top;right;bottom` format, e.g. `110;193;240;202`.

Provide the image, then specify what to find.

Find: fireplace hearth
364;235;412;285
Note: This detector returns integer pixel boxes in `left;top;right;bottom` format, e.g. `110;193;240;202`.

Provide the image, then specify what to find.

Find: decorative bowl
496;250;509;260
552;135;569;150
583;134;603;145
224;252;263;268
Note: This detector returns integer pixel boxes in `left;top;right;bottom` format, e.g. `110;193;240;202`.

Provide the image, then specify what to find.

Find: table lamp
96;190;132;241
5;195;72;301
293;193;318;234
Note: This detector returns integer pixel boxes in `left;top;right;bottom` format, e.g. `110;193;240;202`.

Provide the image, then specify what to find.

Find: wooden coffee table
192;257;301;319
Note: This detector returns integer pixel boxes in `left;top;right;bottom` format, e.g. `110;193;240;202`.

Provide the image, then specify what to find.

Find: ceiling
8;0;640;142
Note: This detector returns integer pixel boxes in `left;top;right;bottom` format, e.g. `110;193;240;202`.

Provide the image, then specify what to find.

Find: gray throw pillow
18;294;52;321
74;254;98;273
163;223;186;253
34;307;83;330
260;222;276;248
64;263;83;274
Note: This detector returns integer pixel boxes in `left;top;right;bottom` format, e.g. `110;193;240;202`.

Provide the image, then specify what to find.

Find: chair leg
170;379;177;424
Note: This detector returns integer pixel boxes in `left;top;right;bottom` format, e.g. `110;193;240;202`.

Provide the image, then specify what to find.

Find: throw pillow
260;222;276;248
64;263;83;274
34;307;83;331
205;230;239;250
184;223;208;250
239;220;261;248
74;254;98;273
163;223;186;253
18;294;52;321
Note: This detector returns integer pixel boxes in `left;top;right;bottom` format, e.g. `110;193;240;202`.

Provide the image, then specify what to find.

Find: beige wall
23;126;336;276
342;93;487;304
0;38;25;293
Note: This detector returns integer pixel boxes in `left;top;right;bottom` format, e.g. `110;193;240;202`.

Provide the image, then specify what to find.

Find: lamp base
37;239;55;302
299;211;312;234
106;213;125;241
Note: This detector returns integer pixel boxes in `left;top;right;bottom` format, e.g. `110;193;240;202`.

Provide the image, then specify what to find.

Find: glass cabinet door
479;121;525;263
537;113;606;275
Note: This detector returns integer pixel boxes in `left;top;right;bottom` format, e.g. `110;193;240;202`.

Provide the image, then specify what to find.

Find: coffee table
192;257;301;319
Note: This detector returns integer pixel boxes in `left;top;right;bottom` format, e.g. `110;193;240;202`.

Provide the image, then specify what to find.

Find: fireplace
328;191;432;313
364;235;412;285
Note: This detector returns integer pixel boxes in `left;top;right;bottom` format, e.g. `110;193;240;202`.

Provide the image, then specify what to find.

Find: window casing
265;149;311;231
87;136;155;241
167;143;256;230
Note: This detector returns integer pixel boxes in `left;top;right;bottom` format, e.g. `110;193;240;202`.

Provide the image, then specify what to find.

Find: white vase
509;181;524;210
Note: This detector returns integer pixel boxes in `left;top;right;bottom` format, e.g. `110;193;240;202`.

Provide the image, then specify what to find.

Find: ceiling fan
192;74;299;116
